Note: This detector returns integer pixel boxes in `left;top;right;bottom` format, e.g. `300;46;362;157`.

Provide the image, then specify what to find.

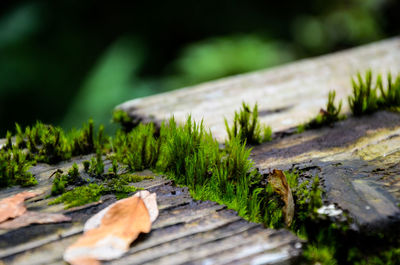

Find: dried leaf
84;190;158;232
0;211;71;230
268;169;294;226
0;191;40;223
64;191;158;264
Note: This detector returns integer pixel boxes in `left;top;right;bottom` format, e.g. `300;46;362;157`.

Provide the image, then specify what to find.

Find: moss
0;147;36;188
301;91;346;131
49;157;151;207
106;175;139;200
25;122;72;164
302;244;337;265
4;85;400;264
113;123;160;171
84;151;105;177
350;247;400;265
348;70;379;116
377;72;400;110
112;109;135;132
51;172;68;196
225;102;272;145
50;163;81;196
49;183;105;209
297;124;306;133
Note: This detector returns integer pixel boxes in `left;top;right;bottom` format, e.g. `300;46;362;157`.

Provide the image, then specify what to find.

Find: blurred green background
0;0;399;135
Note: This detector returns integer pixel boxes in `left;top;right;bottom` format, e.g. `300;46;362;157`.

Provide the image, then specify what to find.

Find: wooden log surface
117;37;400;141
2;38;400;264
0;160;302;265
117;38;400;233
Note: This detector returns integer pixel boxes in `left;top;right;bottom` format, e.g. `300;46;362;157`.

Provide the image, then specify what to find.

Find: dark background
1;0;399;135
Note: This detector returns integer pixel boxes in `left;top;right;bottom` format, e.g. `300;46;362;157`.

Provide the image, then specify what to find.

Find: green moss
118;173;154;182
297;124;306;133
303;244;337;265
112;109;135;132
301;91;346;131
50;163;81;196
225;102;272;145
24;122;72;164
113;123;160;171
71;119;106;156
348;70;379;116
49;157;151;207
377;72;400;110
49;183;105;209
350;247;400;265
106;176;139;200
51;172;68;196
84;151;105;177
0;147;36;188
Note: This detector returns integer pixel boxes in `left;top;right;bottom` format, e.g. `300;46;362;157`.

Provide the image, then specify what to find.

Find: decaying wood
2;37;400;264
117;37;400;234
117;37;400;141
0;163;302;265
252;111;400;232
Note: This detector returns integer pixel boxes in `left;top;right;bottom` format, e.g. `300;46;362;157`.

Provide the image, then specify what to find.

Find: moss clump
86;151;105;177
302;244;337;265
23;122;72;164
350;247;400;265
300;91;346;131
50;163;81;196
348;71;400;116
348;70;379;116
106;174;140;200
112;109;135;132
0;147;36;188
377;72;400;110
157;116;222;188
113;123;160;171
225;102;272;145
71;119;106;156
49;183;105;209
48;156;152;208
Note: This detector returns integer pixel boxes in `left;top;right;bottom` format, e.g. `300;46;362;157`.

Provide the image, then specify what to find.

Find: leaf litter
64;190;158;265
268;169;295;226
0;191;71;230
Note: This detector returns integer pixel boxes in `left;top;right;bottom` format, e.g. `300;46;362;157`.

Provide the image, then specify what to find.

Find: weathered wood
252;110;400;233
117;37;400;234
0;159;302;265
117;37;400;141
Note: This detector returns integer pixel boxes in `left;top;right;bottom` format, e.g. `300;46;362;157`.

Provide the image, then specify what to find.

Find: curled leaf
0;191;40;223
64;191;158;264
84;190;158;232
268;169;294;226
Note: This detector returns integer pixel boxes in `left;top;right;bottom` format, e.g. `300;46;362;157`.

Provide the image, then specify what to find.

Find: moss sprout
300;91;346;131
113;122;160;172
377;72;400;110
0;147;36;188
112;109;135;132
225;102;272;145
348;70;379;116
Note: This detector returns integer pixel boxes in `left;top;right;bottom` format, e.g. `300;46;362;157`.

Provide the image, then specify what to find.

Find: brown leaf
0;211;71;230
83;190;158;232
268;169;294;226
0;191;40;223
64;191;158;264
